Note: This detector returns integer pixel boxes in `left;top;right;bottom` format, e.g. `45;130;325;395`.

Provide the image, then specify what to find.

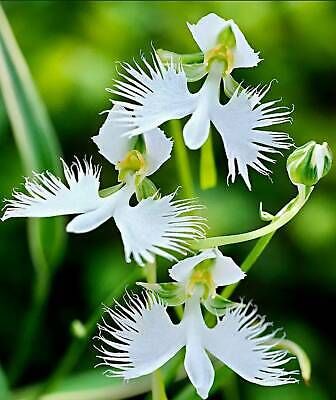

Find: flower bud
287;141;332;186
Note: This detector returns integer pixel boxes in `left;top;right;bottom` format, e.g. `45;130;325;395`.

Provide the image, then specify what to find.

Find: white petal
169;249;216;283
2;158;102;220
184;343;214;399
143;128;173;176
66;184;133;234
187;14;261;69
183;61;222;150
212;248;245;286
95;291;184;379
205;303;299;386
211;83;293;189
113;192;207;266
110;53;197;136
92;105;137;166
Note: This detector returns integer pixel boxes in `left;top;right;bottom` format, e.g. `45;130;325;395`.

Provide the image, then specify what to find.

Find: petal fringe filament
95;291;298;399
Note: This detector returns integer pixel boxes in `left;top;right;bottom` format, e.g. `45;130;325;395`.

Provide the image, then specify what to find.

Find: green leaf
0;5;66;382
0;5;66;270
138;282;186;306
0;364;10;400
200;131;217;190
203;294;235;316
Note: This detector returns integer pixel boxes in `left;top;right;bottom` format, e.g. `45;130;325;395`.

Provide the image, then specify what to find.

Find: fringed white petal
205;302;299;386
110;53;197;136
2;158;102;220
211;82;293;189
143;128;173;176
95;291;183;379
113;193;207;266
211;248;245;286
187;13;261;69
92;105;137;166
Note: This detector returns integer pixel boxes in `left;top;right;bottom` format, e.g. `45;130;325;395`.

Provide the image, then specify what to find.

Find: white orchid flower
110;13;293;189
95;289;298;399
1;107;206;265
169;247;246;290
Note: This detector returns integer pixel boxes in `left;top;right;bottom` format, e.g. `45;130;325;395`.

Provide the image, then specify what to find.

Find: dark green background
0;1;335;399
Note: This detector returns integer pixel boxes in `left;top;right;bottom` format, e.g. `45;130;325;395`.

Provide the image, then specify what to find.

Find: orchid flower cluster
2;13;332;399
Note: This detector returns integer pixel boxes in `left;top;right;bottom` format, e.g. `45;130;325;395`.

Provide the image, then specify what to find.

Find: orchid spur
109;13;293;189
1;106;206;266
95;249;298;399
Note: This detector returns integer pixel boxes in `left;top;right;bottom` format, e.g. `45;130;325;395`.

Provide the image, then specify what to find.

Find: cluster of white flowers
3;13;313;399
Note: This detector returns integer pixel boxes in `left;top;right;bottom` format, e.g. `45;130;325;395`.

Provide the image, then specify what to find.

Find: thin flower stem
194;185;312;250
145;260;168;400
169;120;195;198
222;232;274;299
33;268;141;399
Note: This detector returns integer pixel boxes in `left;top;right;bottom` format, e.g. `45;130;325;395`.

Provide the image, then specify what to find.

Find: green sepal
99;183;123;198
183;63;207;82
203;294;236;316
156;49;207;82
156;49;204;65
137;282;186;306
135;176;159;201
223;74;241;98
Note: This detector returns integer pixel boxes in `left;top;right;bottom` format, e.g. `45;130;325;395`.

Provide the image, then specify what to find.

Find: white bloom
1;114;206;265
187;13;261;69
169;247;245;287
92;104;173;177
109;14;292;189
95;291;298;399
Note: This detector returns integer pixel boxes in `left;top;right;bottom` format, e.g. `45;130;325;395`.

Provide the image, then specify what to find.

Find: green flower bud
287;141;332;186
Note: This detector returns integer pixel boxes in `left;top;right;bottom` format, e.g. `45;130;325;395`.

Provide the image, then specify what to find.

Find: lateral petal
113;193;207;266
95;291;184;379
110;53;197;136
169;249;216;283
211;248;245;286
211;83;293;189
205;303;299;386
92;105;137;166
2;158;102;220
143;128;173;176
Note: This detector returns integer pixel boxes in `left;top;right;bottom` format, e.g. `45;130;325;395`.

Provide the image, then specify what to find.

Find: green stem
34;268;141;398
222;232;274;299
194;185;312;250
145;260;168;400
169;120;195;198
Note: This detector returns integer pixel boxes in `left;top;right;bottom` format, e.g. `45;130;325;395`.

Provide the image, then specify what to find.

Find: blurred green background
0;1;335;399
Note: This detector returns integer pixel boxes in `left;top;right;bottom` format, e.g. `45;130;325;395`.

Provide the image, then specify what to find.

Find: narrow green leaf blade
0;364;11;400
0;5;66;271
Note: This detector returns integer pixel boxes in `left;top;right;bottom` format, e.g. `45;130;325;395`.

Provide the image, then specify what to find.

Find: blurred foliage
0;1;335;399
